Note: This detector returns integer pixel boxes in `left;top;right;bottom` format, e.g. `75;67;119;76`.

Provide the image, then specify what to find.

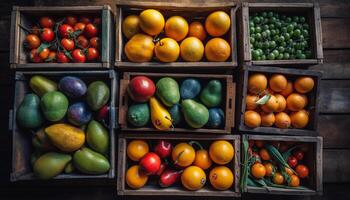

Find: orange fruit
180;37;204;61
286;93;306;111
181;166;206;191
260;112;275;127
289;174;300;187
280;81;294;97
209;140;234;165
274;112;291;128
122;15;140;39
172;143;195;167
124;33;154;62
269;74;287;92
261;95;279;113
248;73;268;95
264;162;274;177
209;166;234;190
294;76;315;94
301;94;309;107
154;38;180;62
126;165;148;189
193;149;212;170
296;164;309;178
273;172;284;185
244;110;261;128
246;94;259;110
255;140;265;148
285;167;294;176
139;9;165;36
290;109;309;128
127;140;149;161
205;38;231;62
275;94;287;112
205;11;230;37
188;21;207;41
251;163;266;179
165;16;189;41
259;148;271;161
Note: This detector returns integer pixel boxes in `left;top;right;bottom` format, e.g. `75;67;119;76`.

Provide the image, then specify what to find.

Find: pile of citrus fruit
247;140;310;188
244;73;315;129
122;9;231;62
125;139;235;191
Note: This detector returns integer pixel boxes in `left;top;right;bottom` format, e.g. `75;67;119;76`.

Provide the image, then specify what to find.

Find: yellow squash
149;97;172;130
45;123;85;152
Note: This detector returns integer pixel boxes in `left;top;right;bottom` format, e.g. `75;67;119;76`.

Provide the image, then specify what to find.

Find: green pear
33;152;71;179
182;99;209;128
73;147;110;175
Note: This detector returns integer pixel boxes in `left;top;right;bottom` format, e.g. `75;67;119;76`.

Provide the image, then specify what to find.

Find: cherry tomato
40;28;54;42
93;17;102;25
295;164;309;178
77;35;89;49
31;25;41;36
57;52;69;63
59;24;74;38
30;49;42;63
139;152;161;175
25;34;41;49
39;16;54;28
80;16;91;24
84;23;98;38
87;47;99;61
293;150;304;161
61;38;75;51
65;15;78;26
47;51;57;62
72;49;86;63
288;156;298;168
38;48;50;60
89;37;100;48
74;22;85;32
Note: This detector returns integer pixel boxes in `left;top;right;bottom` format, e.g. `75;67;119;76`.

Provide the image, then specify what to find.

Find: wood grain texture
318;115;350;148
322;19;350;49
323;149;350;183
319;0;350;18
319;80;350;114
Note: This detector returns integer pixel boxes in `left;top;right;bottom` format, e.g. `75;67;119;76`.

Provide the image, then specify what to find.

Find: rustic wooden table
0;0;349;199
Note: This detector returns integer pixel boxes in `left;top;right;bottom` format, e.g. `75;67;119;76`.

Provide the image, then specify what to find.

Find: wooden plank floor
0;0;349;199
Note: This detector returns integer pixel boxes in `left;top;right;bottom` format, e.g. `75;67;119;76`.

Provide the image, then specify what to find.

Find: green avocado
182;99;209;128
40;91;69;122
86;120;109;154
33;152;72;179
29;75;57;97
200;80;222;107
73;147;110;175
86;81;110;111
127;103;150;127
156;77;180;107
16;93;44;129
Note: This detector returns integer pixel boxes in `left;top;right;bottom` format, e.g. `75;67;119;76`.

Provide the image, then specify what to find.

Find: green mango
16;93;44;129
29;75;57;97
32;128;56;151
182;99;209;128
73;147;110;175
41;91;69;121
33;152;72;179
86;81;110;111
30;150;44;168
86;120;109;154
64;162;75;174
127;103;150;127
200;80;222;107
169;104;182;126
156;77;180;107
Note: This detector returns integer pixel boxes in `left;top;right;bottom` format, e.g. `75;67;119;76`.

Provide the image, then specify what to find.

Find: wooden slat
323;149;350;183
322;18;350;49
323;49;350;63
310;63;350;79
319;0;350;18
318;115;350;148
319;80;350;114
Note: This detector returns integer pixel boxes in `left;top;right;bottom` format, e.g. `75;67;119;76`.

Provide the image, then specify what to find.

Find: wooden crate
118;72;235;133
9;70;117;181
236;65;322;136
10;5;114;69
117;133;240;196
115;1;238;70
239;3;323;66
241;134;323;195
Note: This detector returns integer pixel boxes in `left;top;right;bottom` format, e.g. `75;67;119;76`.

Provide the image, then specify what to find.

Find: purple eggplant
59;76;87;99
67;102;92;126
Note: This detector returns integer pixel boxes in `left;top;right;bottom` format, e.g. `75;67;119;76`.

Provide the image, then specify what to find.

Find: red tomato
84;23;98;38
96;105;109;122
30;49;42;63
87;47;99;61
93;17;102;25
65;15;78;26
296;164;309;178
127;76;156;102
89;37;100;48
57;52;69;63
59;24;74;38
38;48;50;60
72;49;86;63
47;51;57;62
154;140;172;159
25;34;41;49
61;38;75;51
39;16;54;28
139;152;161;175
77;35;89;49
293;150;304;161
288;156;298;168
40;28;54;42
80;16;91;24
156;161;166;176
74;22;85;32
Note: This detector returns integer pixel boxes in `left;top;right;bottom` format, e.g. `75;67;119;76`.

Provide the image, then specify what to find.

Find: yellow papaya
45;123;85;152
149;97;172;130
